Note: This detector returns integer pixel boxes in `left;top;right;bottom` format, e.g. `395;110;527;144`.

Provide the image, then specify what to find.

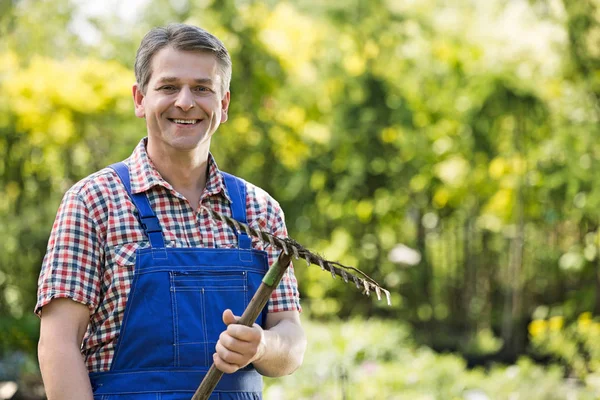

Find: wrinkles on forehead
147;48;226;96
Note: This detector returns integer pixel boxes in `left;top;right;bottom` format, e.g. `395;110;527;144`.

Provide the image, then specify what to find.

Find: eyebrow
156;77;214;85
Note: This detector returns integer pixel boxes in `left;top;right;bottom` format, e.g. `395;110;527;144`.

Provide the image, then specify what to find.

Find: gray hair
134;23;232;96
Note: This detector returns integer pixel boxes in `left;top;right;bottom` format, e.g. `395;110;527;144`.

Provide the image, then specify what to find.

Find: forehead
148;46;222;84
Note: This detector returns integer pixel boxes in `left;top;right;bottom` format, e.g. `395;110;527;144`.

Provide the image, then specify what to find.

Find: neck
146;138;211;208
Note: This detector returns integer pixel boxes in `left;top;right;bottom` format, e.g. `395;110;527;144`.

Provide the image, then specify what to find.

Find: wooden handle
191;252;293;400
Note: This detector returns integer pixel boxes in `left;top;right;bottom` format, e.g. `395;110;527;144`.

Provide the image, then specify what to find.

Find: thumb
222;309;239;326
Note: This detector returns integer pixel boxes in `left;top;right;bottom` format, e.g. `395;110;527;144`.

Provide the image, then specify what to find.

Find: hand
213;309;266;374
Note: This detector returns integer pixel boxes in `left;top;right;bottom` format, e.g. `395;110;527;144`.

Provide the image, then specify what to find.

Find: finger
213;352;240;374
219;331;258;356
215;341;247;366
226;323;262;342
222;309;239;326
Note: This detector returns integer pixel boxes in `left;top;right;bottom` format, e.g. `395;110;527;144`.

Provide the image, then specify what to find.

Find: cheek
148;96;170;111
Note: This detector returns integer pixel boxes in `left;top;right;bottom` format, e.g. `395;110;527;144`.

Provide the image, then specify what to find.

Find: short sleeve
35;189;104;316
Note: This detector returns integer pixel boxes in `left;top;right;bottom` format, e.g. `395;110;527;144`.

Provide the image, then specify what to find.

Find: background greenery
1;0;600;398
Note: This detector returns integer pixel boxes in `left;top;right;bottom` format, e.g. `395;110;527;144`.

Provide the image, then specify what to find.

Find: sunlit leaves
0;44;135;320
3;56;132;143
259;3;322;82
1;0;600;365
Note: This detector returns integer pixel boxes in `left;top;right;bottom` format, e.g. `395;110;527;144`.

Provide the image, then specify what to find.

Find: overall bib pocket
170;270;248;367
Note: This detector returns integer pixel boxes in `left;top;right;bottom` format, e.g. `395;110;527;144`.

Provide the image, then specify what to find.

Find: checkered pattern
36;138;301;373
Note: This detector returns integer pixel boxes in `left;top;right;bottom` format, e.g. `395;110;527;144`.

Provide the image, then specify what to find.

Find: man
36;23;306;399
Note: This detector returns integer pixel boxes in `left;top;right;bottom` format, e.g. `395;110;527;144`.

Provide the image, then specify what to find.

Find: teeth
172;119;198;124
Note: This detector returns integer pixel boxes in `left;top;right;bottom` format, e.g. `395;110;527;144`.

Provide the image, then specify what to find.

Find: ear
220;91;231;123
132;84;145;118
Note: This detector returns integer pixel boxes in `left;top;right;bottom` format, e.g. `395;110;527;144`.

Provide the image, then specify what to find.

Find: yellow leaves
585;27;600;59
483;188;513;218
488;156;526;180
279;106;306;130
340;36;379;76
549;316;564;331
0;51;18;75
270;105;330;164
268;126;308;170
542;79;563;100
343;54;366;77
6;57;130;114
1;52;132;146
529;315;564;338
479;155;530;221
432;40;454;63
356;200;374;223
303;122;330;145
530;313;600;340
512;157;527;175
48;109;75;145
258;4;378;81
259;3;323;81
578;312;593;332
528;319;547;337
434;156;470;187
232;116;251;133
489;157;508;179
433;188;450;208
380;127;400;143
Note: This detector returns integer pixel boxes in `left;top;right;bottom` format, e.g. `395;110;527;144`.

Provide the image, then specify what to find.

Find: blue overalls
89;162;267;400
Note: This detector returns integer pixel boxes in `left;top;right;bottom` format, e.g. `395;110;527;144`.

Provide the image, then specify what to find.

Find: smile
169;119;200;125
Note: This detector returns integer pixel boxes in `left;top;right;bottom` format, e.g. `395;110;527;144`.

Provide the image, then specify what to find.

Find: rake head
204;207;391;306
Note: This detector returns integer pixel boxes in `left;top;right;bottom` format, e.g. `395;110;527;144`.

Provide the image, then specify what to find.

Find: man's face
132;46;230;152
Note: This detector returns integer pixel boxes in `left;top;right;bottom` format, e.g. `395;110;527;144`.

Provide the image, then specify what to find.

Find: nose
174;86;195;111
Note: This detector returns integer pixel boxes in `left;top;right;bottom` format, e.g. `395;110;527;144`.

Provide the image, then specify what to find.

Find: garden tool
192;208;391;400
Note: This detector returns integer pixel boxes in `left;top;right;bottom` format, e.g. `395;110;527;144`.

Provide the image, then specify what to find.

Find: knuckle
227;325;240;336
221;349;231;361
222;335;234;348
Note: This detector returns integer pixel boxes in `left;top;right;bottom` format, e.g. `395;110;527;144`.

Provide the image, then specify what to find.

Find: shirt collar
126;138;231;203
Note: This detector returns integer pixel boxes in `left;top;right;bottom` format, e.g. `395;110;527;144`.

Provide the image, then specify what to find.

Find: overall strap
109;162;167;255
221;172;252;250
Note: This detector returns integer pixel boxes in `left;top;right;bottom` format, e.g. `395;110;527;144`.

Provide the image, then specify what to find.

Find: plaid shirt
36;138;301;373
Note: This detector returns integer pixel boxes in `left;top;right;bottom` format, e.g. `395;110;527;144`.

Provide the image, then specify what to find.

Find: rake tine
318;259;325;271
203;207;391;304
341;270;349;283
328;263;337;279
363;280;370;296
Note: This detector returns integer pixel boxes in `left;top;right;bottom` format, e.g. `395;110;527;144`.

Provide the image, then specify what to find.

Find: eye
157;85;177;92
193;86;212;93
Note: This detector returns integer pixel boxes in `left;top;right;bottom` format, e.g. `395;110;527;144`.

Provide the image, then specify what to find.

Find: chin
166;134;211;151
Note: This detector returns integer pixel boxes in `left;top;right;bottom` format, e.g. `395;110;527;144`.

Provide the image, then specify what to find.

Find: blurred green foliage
1;0;600;395
265;317;600;399
529;312;600;382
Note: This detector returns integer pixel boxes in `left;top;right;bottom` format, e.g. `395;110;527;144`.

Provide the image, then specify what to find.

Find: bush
529;312;600;391
265;318;600;399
